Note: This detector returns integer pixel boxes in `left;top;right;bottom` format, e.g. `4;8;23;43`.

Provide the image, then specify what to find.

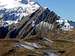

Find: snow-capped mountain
57;19;74;31
0;0;40;25
0;0;60;38
0;0;39;9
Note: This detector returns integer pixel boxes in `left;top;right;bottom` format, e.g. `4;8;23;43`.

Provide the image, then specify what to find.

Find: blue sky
38;0;75;21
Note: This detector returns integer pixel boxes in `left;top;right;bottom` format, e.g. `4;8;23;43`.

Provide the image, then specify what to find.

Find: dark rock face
3;13;20;21
21;0;28;4
0;7;60;38
0;7;23;21
0;26;9;38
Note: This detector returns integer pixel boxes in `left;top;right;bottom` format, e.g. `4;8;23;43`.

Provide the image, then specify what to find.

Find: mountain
69;21;75;28
0;0;40;24
0;0;60;38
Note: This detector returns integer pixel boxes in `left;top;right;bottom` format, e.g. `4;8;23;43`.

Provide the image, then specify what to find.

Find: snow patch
0;0;40;26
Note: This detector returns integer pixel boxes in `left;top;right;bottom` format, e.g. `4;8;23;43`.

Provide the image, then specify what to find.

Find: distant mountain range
69;21;75;28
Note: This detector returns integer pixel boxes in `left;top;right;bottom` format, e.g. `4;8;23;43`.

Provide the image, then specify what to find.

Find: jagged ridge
0;7;60;39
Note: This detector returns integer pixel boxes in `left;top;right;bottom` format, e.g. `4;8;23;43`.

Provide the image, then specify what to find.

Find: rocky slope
0;7;59;39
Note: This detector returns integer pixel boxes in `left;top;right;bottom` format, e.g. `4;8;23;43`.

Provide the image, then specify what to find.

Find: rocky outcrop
0;7;60;39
